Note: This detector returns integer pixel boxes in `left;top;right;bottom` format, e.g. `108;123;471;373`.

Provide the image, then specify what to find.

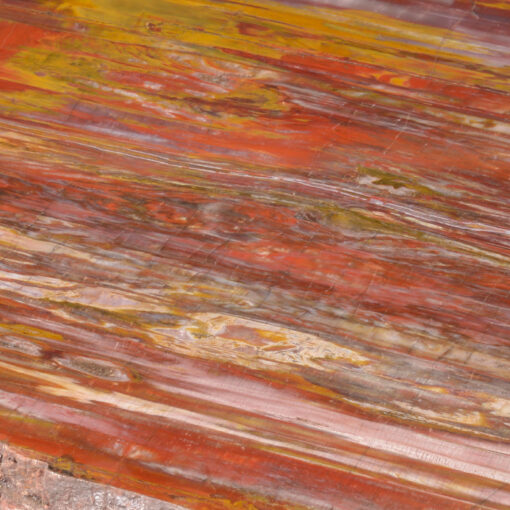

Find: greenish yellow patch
0;323;64;342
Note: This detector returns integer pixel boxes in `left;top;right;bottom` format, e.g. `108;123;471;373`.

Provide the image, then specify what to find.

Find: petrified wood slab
0;0;509;508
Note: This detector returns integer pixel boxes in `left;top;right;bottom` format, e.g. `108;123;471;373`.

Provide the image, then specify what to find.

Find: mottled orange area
0;0;509;508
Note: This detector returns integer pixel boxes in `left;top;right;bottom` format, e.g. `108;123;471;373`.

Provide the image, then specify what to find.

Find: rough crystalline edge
0;442;181;510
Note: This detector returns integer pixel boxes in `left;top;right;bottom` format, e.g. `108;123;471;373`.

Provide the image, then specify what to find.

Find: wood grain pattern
0;0;509;508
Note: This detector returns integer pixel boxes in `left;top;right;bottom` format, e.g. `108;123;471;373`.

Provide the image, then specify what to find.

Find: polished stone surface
0;0;508;508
